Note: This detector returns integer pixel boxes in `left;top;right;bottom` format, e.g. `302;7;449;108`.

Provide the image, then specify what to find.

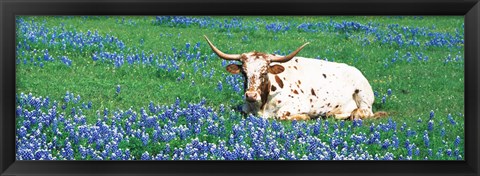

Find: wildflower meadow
15;16;464;160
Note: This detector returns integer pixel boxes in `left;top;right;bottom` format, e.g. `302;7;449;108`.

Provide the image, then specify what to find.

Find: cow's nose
245;92;258;102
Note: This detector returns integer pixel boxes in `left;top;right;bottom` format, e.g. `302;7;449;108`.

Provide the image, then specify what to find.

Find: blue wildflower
423;131;430;147
454;136;461;147
141;151;150;160
427;120;434;131
447;114;456;125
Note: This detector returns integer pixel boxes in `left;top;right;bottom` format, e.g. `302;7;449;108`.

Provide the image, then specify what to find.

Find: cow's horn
204;35;241;60
269;42;310;63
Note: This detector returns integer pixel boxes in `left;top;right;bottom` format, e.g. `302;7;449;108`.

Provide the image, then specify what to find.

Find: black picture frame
1;0;479;176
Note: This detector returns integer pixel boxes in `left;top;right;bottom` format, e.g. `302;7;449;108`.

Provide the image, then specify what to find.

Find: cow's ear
226;64;241;74
268;64;285;74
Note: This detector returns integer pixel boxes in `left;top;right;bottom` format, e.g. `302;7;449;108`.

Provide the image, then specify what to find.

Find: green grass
16;16;464;160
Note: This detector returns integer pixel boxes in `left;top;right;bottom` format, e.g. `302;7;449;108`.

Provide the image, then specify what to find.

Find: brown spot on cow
293;90;299;94
277;100;282;104
327;103;331;106
355;89;360;94
275;76;284;88
298;80;301;85
240;54;248;61
280;112;290;120
300;89;304;93
250;51;268;58
259;80;271;110
311;88;316;96
271;85;277;92
294;66;298;70
311;105;314;108
310;99;313;102
295;58;299;62
323;74;327;78
335;105;339;108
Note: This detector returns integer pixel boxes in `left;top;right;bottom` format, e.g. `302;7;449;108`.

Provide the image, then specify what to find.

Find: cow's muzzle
245;91;259;102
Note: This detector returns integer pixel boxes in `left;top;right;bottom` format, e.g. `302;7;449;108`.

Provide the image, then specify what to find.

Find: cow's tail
373;111;388;119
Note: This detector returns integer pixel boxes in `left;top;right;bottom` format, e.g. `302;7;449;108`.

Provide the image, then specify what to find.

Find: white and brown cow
204;35;387;120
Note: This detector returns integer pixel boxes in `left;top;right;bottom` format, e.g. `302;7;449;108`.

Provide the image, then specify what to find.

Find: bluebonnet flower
141;151;151;160
148;101;156;113
447;114;456;125
454;136;461;147
140;131;150;146
456;155;463;160
61;56;72;66
382;139;391;149
16;106;23;117
92;53;98;61
415;147;420;156
391;135;399;149
429;110;434;120
217;81;223;91
61;142;74;160
436;148;444;158
353;119;363;127
387;89;392;96
427;120;434;131
404;139;410;149
423;131;430;148
417;118;422;123
446;149;452;157
454;148;459;156
116;85;121;94
64;91;71;103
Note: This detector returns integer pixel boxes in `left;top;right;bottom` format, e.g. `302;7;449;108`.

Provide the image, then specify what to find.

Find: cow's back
264;57;374;118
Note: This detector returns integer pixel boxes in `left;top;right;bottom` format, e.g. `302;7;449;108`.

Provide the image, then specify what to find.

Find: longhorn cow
204;35;387;120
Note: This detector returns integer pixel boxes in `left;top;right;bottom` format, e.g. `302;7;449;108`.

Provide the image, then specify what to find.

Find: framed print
1;0;479;176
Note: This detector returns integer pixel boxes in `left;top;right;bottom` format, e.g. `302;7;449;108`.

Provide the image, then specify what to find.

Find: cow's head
204;35;309;104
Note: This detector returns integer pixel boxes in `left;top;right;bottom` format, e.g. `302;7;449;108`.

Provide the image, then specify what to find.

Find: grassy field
15;16;464;160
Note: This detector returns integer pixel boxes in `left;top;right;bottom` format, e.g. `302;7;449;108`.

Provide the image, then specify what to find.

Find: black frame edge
0;1;477;15
1;0;16;175
1;0;480;176
465;1;480;174
0;1;15;175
